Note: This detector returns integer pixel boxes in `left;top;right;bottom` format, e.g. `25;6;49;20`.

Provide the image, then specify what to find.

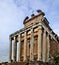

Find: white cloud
0;0;25;62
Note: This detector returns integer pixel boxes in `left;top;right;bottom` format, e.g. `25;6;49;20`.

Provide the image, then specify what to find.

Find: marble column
13;36;17;62
24;31;27;61
37;26;42;61
30;28;34;61
46;34;50;62
42;30;46;62
9;37;12;62
18;34;21;61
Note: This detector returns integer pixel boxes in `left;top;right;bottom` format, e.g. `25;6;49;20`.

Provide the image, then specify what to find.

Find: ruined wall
57;43;59;52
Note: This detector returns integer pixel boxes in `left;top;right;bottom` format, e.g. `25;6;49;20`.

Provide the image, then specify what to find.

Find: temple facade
9;10;59;65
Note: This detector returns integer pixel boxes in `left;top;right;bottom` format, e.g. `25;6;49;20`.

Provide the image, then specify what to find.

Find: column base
29;60;44;65
36;61;51;65
29;61;36;65
9;59;13;63
10;60;50;65
36;61;43;65
23;59;28;62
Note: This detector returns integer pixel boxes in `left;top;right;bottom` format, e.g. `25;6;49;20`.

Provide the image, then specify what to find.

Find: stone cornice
23;10;45;24
9;17;59;42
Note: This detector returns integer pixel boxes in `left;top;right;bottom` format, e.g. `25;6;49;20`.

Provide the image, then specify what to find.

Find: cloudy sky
0;0;59;62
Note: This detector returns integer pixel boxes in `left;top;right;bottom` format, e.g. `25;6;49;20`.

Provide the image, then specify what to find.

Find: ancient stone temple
8;10;59;65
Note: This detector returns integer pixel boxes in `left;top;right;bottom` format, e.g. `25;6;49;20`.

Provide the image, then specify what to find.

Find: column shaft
30;28;34;61
13;37;17;62
46;34;50;62
37;26;42;61
9;38;12;62
42;30;46;62
18;34;21;61
24;31;27;61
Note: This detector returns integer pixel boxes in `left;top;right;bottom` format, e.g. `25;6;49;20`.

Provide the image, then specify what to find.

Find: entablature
9;17;59;43
23;10;45;27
